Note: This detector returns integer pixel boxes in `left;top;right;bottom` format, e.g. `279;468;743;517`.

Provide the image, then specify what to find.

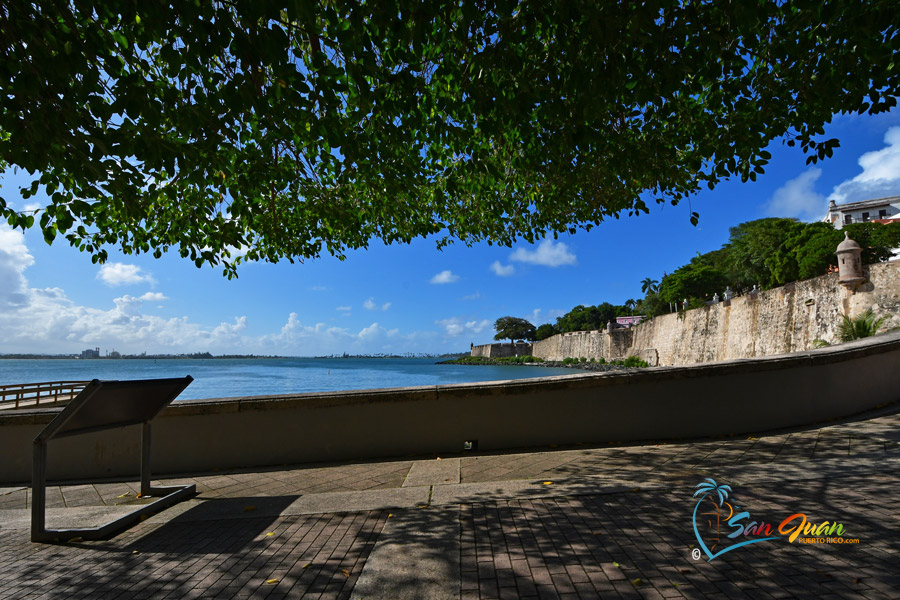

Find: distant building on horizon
823;196;900;229
80;347;100;359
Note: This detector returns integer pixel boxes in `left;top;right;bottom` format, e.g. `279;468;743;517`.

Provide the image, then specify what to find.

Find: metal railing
0;381;90;410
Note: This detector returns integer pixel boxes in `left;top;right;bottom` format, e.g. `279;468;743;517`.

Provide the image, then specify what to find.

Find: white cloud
262;314;398;355
461;292;482;300
0;224;33;309
336;305;352;311
0;228;466;356
363;297;391;311
139;292;168;302
359;322;397;342
490;261;515;277
310;285;328;291
765;168;826;220
430;270;460;284
829;126;900;204
97;262;156;286
509;239;577;267
435;317;492;337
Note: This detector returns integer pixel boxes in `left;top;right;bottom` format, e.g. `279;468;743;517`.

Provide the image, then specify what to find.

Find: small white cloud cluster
768;126;900;220
429;270;459;284
435;317;492;337
363;297;391;311
510;239;577;267
490;239;577;276
97;262;156;286
490;261;515;277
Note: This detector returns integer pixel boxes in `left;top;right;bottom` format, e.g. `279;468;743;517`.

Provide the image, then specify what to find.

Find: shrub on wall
838;309;888;342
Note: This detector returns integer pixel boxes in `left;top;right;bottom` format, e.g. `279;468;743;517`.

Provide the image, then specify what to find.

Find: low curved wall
2;331;900;484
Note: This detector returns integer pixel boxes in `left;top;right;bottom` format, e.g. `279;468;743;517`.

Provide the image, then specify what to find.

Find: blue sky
2;110;900;356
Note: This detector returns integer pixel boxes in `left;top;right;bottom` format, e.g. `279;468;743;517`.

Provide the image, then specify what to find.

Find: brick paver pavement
2;406;899;599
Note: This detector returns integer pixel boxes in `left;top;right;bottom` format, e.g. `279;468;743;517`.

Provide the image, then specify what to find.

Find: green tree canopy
2;2;898;276
493;317;536;343
725;218;802;289
843;222;900;264
658;264;729;304
555;303;620;333
534;323;558;341
766;221;841;285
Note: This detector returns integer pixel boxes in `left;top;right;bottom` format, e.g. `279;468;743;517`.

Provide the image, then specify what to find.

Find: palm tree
624;299;637;315
641;277;659;295
838;309;888;342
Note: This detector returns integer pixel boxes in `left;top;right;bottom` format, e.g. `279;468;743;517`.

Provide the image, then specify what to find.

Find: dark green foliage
843;223;900;264
658;264;729;304
725;218;802;290
2;2;899;276
622;356;650;368
534;323;558;341
766;221;841;286
838;309;888;342
556;303;620;333
643;219;900;310
493;317;536;342
639;292;668;318
447;355;543;365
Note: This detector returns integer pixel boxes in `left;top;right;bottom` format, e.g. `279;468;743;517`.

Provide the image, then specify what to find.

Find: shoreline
437;357;646;372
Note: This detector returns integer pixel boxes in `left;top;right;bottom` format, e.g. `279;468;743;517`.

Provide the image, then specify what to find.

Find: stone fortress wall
475;261;900;367
531;328;633;362
470;342;534;358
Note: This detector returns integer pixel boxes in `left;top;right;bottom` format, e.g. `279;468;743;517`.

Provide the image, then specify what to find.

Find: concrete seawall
3;330;899;484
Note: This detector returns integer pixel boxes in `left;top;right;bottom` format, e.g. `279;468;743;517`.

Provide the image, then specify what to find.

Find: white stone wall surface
532;261;900;366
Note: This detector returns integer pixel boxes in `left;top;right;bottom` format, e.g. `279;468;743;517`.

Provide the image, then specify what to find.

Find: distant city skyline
2;110;899;356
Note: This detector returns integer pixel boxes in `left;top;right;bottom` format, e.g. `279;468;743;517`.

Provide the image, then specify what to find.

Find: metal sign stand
32;377;196;543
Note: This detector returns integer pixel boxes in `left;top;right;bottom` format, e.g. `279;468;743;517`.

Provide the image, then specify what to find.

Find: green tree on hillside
658;264;729;304
493;317;536;343
843;222;900;264
725;218;802;289
766;221;842;286
556;303;620;332
534;323;558;341
640;292;669;318
2;2;898;276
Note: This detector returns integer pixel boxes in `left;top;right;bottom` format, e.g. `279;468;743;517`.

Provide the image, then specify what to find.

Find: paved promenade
2;406;900;599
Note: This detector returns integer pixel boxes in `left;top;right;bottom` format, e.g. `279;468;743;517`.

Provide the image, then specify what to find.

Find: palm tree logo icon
691;478;778;561
693;479;733;553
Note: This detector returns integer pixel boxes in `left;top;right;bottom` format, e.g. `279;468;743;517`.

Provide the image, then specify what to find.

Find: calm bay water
0;358;575;401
